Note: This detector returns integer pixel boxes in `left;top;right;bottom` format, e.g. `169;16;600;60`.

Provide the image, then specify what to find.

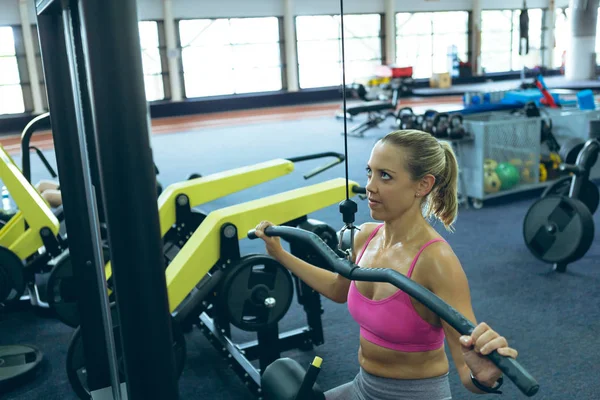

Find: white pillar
471;0;482;75
19;0;44;113
163;0;182;101
284;0;299;91
543;0;556;68
385;0;396;64
566;0;599;80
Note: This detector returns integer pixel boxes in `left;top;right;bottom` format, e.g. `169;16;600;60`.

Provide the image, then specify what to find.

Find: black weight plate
221;254;294;332
541;176;571;199
47;246;112;328
66;304;186;400
559;138;585;165
523;196;595;264
0;246;25;305
542;177;600;215
0;345;43;390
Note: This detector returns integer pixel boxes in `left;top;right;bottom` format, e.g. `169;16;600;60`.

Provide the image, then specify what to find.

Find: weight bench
340;80;402;138
343;101;397;138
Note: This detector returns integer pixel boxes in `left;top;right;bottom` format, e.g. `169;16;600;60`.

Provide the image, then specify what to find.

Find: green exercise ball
495;163;520;190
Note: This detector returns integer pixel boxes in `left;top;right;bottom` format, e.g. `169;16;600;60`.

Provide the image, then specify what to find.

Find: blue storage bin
577;89;596;110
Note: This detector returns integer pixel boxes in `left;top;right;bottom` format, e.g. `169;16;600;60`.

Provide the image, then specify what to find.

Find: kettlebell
431;113;450;138
420;110;438;133
396;107;415;130
447;114;466;139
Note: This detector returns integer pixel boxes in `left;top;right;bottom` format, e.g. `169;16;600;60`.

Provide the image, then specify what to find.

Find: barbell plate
220;254;294;332
0;246;25;305
523;196;595;264
66;304;186;399
543;178;600;215
0;345;43;389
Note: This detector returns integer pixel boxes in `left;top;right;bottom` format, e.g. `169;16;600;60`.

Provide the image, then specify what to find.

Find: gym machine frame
36;0;178;399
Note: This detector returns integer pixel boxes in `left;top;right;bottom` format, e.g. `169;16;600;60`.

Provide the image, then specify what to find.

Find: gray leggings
324;368;452;400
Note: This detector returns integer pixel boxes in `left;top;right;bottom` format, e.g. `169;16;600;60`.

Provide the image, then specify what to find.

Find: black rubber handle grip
248;226;540;397
304;158;343;179
286;152;346;180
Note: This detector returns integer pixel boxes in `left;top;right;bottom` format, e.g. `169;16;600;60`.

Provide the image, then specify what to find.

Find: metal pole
77;0;179;399
62;5;123;398
35;0;113;393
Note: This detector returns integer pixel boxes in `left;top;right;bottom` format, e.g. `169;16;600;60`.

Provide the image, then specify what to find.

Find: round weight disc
541;176;571;199
0;345;43;390
542;177;600;215
47;246;112;328
559;138;585;165
220;254;294;332
523;195;595;264
66;304;186;400
0;246;25;305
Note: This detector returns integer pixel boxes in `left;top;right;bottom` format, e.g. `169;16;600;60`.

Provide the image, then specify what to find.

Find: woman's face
365;141;424;220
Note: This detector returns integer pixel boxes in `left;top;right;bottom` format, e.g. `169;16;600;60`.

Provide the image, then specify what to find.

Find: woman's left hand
460;322;519;387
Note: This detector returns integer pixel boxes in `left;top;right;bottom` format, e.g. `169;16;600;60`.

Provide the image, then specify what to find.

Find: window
480;10;514;73
396;12;469;79
553;8;570;69
138;21;165;101
480;9;544;73
179;17;282;97
512;9;544;70
0;27;25;115
296;14;382;89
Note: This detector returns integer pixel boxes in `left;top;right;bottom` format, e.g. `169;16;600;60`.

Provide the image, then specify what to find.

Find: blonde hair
380;130;459;231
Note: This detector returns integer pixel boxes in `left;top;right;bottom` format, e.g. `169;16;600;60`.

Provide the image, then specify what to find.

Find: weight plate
542;177;599;215
66;304;186;400
47;246;112;328
523;195;595;264
559;138;585;165
0;345;43;390
220;254;294;332
0;246;25;305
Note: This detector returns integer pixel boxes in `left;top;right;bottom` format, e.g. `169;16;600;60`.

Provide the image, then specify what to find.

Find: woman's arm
419;244;502;394
256;221;378;304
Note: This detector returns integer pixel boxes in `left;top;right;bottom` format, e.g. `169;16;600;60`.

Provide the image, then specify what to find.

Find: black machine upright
35;0;178;399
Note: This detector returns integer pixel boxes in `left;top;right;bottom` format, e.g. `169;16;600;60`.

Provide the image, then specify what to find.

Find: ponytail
431;141;459;231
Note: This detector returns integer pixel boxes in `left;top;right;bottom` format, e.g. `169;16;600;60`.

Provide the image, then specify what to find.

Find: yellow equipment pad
157;158;294;236
105;158;295;280
165;177;358;311
0;146;60;259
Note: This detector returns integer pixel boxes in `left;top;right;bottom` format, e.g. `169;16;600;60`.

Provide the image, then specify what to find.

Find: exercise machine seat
346;101;394;116
261;358;325;400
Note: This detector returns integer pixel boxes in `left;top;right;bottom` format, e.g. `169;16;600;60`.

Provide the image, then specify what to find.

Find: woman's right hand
254;220;286;259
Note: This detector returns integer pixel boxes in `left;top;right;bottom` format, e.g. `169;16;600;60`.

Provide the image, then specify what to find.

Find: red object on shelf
375;65;413;78
390;66;413;78
535;79;559;108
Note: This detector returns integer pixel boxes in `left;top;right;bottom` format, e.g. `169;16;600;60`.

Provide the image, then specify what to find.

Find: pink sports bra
347;224;446;352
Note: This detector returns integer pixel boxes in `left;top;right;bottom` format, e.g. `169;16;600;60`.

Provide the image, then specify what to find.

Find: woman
254;130;518;399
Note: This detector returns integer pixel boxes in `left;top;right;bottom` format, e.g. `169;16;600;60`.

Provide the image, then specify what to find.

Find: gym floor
1;100;599;400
